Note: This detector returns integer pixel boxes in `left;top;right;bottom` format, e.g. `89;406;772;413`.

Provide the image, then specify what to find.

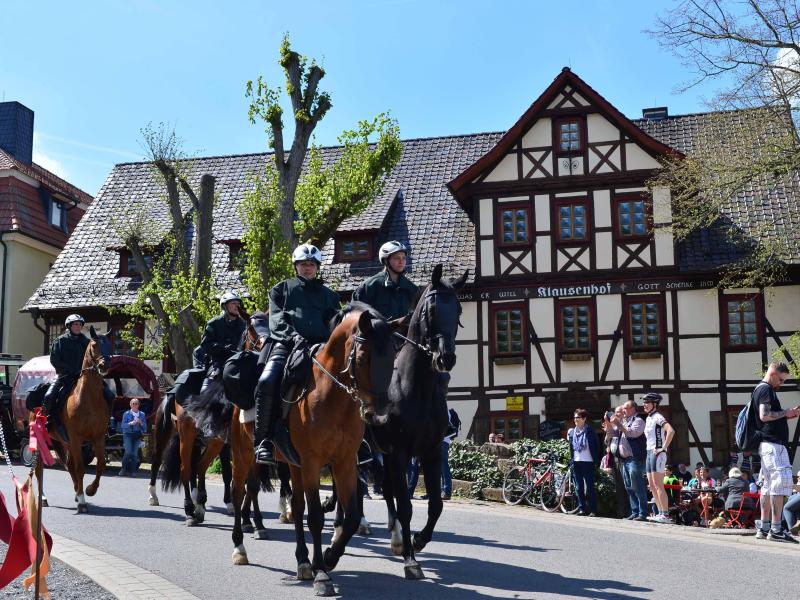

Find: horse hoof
243;523;254;533
148;497;159;506
254;528;269;540
279;513;293;524
313;573;335;597
404;563;425;580
193;510;205;524
358;524;373;536
85;485;98;497
185;517;197;527
77;504;88;514
232;546;249;566
226;502;235;516
297;562;313;581
323;547;339;572
412;532;427;553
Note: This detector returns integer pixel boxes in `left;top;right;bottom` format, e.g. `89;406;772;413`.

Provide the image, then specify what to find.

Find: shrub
448;440;503;499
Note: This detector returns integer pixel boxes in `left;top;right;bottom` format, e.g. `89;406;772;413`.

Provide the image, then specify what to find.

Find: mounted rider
199;292;247;390
353;241;417;321
254;243;341;465
43;314;114;429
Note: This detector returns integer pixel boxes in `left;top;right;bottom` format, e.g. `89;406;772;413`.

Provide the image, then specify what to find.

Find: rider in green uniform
353;241;417;321
199;292;246;390
254;244;341;465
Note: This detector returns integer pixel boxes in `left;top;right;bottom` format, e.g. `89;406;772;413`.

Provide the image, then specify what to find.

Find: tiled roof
0;147;93;205
25;107;800;311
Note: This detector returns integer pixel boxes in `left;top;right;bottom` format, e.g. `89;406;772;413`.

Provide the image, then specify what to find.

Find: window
556;299;594;354
496;203;530;247
624;295;664;352
556;119;583;154
614;195;652;239
49;199;66;231
490;413;524;442
554;199;590;243
491;304;527;356
721;294;763;351
336;236;372;262
118;251;154;278
228;242;247;271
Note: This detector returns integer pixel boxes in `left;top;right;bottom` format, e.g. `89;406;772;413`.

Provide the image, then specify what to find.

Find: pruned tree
111;124;219;372
649;0;800;374
240;35;403;309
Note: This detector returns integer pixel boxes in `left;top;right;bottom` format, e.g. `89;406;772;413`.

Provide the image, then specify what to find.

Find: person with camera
120;398;147;476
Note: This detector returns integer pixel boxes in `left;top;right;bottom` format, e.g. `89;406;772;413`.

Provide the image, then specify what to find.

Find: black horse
370;263;467;580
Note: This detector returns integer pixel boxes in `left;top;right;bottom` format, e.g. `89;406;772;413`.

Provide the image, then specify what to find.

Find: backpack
446;408;461;439
735;386;764;452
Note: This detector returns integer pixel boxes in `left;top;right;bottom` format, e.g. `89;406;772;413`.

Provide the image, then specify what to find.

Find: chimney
641;106;668;121
0;101;34;164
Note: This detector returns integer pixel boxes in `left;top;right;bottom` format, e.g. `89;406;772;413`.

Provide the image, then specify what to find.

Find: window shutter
710;411;728;467
668;408;690;465
473;417;489;444
526;414;540;440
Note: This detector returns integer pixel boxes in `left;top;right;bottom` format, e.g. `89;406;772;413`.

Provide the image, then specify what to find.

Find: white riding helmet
292;244;323;265
379;241;409;265
219;291;242;310
64;314;85;328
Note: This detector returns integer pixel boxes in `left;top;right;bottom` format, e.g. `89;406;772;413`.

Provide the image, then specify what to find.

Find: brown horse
186;304;399;596
35;327;112;514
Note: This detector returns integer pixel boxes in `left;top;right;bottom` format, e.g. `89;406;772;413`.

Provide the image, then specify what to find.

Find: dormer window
227;241;247;271
117;250;154;278
555;118;583;154
336;235;373;262
48;198;67;232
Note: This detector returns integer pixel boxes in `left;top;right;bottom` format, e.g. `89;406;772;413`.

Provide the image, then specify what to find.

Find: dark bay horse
35;326;112;514
371;264;467;579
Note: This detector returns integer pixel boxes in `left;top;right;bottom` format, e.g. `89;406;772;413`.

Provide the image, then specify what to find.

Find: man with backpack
753;362;800;543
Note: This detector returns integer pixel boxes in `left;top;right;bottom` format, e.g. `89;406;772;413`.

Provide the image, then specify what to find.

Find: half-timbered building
26;68;800;468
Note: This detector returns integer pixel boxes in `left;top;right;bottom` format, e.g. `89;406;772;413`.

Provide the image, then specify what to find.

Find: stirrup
255;440;276;465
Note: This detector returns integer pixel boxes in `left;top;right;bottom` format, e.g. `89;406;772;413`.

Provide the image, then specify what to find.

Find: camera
606;410;614;420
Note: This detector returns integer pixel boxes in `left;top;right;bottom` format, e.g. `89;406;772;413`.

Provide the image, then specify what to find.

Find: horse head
338;304;403;425
88;325;113;376
245;311;270;352
413;264;468;372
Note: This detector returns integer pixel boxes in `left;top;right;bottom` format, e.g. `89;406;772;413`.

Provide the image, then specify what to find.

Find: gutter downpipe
0;233;7;353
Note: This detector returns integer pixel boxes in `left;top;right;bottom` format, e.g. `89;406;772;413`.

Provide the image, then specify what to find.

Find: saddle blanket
239;406;255;424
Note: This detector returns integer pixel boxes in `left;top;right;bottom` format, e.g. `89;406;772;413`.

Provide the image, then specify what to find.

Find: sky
1;0;727;196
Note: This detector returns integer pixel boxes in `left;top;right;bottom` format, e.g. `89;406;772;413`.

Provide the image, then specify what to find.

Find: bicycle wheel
559;469;580;514
524;468;546;506
540;473;561;512
502;466;530;506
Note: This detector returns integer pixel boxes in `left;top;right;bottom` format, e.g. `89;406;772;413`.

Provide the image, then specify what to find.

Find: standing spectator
120;399;147;476
488;433;497;443
567;409;599;516
495;432;505;444
676;463;692;486
782;471;800;536
754;362;800;543
602;405;630;518
610;400;648;521
642;393;675;524
441;408;460;501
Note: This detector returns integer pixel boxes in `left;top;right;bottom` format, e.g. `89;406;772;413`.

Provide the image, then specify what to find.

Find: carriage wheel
501;467;529;506
20;437;35;467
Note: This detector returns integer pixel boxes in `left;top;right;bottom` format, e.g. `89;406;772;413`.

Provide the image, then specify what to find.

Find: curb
50;533;200;600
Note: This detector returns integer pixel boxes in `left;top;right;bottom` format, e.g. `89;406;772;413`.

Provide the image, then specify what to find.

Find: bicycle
502;452;567;508
540;463;580;514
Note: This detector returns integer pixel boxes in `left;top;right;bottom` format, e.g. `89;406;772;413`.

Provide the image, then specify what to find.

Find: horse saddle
223;350;262;411
24;382;50;411
169;368;207;407
280;342;323;409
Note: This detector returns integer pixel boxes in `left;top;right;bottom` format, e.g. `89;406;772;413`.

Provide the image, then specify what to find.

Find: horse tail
182;380;232;440
152;394;175;454
159;432;183;493
255;463;274;494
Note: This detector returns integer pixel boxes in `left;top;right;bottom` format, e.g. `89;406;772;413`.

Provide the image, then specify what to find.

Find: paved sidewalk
50;534;200;600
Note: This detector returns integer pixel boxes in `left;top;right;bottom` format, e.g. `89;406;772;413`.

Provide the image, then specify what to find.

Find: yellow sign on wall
505;396;524;411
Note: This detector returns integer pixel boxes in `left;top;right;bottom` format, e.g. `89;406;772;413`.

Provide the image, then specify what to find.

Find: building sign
505;396;524;411
457;278;716;302
538;420;563;441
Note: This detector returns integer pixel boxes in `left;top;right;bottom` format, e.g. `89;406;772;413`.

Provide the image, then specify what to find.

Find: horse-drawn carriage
11;354;161;466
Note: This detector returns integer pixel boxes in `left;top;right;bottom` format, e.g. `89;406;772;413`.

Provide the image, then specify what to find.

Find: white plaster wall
554;191;587;198
652;187;672;224
532;342;556;384
478;198;493;236
490;397;507;411
560;359;595;382
655;230;674;266
523;151;552;178
617;244;651;267
447;398;478;440
499;254;510;273
628;356;664;381
596;232;613;269
547;94;564;109
528;396;546;417
530;298;554;337
764;285;800;332
459;301;478;340
484;154;518;182
535;236;551;273
592;147;621;173
598;339;624;381
593;189;611;228
481;303;489;340
678;289;719;334
451;344;480;388
624;144;661;170
587;114;619;143
522;119;552;147
681;393;721;443
498;196;529;203
480;240;495;276
725;352;762;382
572;92;590;106
596;294;621;335
556;156;584;177
679;339;720;380
534;195;550;232
494;363;526;386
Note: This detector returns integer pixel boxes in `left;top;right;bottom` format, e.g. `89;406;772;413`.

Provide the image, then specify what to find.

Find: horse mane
329;302;391;352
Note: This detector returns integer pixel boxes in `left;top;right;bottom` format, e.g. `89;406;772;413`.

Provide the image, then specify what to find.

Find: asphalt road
1;464;798;599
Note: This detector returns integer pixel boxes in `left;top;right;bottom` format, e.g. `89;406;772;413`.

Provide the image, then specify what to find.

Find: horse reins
311;334;376;420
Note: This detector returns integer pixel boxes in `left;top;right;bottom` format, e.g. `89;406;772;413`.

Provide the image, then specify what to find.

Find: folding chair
724;491;760;529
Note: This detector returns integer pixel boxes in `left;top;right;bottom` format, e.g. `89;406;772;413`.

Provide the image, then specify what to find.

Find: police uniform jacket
353;270;417;320
269;276;340;344
50;332;90;377
200;314;247;365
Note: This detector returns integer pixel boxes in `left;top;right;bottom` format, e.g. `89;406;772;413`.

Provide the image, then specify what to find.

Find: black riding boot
42;384;59;427
254;342;291;465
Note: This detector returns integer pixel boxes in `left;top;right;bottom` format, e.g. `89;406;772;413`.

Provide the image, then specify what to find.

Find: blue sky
2;0;724;196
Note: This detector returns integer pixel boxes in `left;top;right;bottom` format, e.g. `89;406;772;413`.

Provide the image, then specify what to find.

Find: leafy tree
111;124;219;372
648;0;800;370
241;35;403;309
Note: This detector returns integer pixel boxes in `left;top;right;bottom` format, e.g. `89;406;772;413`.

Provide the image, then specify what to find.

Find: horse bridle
81;350;106;374
311;333;377;421
394;289;460;358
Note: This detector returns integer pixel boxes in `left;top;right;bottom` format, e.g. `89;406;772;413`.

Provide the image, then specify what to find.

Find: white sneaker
653;514;672;524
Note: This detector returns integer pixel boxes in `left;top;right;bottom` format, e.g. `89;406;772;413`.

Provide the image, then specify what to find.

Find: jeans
573;461;598;514
441;442;452;496
783;493;800;529
622;457;648;517
122;434;142;473
407;458;420;496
